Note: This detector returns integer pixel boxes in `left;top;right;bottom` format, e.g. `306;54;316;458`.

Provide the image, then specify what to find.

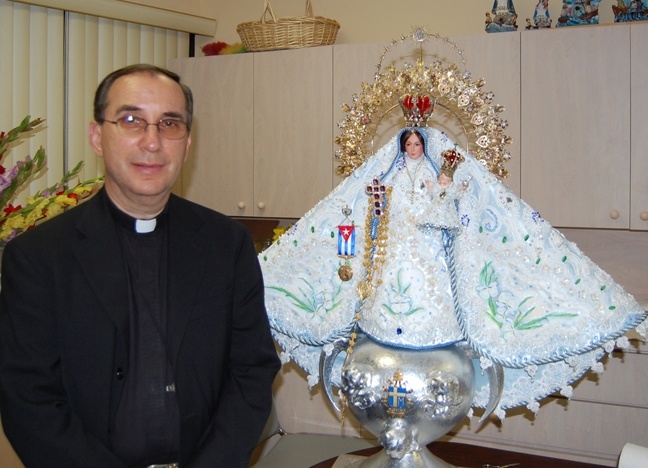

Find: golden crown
440;147;465;176
399;95;434;127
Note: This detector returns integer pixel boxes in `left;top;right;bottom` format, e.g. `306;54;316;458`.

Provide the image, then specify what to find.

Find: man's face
89;71;191;214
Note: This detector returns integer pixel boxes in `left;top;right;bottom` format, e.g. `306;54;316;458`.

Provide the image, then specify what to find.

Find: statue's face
405;133;424;160
438;173;453;186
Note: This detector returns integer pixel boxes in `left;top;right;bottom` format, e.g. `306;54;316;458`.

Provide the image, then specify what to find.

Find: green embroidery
267;277;343;315
382;269;423;316
478;261;577;333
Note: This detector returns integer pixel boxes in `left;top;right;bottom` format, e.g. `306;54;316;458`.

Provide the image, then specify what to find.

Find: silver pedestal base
322;335;502;468
359;447;454;468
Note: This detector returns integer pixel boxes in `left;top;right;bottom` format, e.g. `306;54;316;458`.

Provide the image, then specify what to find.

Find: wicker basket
237;0;340;52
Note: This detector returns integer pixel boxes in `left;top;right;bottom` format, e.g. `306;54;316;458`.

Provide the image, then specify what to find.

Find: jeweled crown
440;147;465;177
399;95;434;127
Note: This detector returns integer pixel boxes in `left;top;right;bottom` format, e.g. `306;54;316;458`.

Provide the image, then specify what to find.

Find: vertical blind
0;0;190;203
0;1;64;198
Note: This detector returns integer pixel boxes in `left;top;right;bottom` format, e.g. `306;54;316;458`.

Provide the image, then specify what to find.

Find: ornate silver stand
321;334;501;467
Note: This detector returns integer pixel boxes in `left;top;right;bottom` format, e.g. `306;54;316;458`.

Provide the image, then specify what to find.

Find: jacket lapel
72;193;131;347
166;196;208;364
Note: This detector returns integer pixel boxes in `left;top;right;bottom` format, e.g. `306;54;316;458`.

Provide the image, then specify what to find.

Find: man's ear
183;133;192;163
88;120;104;158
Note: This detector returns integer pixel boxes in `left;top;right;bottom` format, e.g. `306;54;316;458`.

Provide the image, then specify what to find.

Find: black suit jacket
0;190;280;467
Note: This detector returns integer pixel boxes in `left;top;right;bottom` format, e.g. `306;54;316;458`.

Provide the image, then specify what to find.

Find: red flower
3;203;22;215
202;42;228;56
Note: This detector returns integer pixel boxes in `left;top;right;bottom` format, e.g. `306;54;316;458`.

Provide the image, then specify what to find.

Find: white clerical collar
135;218;157;234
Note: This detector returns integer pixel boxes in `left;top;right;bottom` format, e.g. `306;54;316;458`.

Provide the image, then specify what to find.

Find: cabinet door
453;32;521;196
253;47;334;218
631;23;648;231
521;26;630;229
168;55;254;216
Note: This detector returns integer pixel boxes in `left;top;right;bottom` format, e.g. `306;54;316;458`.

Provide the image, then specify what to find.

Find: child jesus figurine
416;146;468;230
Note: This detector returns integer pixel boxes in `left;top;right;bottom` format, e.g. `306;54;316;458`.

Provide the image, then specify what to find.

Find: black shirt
106;193;180;466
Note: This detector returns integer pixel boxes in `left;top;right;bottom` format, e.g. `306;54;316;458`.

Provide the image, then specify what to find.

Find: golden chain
341;186;392;426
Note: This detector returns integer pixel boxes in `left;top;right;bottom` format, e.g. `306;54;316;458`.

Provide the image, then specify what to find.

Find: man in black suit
0;64;280;467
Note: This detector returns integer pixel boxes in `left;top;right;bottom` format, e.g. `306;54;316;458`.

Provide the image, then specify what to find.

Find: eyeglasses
103;115;188;140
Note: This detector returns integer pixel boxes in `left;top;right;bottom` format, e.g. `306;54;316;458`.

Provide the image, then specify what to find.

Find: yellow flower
55;194;77;207
73;185;94;195
0;118;105;247
0;224;13;240
45;201;65;219
24;207;45;227
5;215;27;230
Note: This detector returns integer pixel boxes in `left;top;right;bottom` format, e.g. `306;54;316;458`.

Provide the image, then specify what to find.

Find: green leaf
266;285;317;313
485;296;502;328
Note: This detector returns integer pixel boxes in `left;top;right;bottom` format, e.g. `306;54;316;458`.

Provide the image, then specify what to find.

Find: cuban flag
337;225;356;257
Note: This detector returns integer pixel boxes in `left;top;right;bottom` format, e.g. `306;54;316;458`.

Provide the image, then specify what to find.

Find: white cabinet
170;47;334;218
520;25;631;229
169;54;255;215
451;32;521;196
253;46;334;218
631;23;648;230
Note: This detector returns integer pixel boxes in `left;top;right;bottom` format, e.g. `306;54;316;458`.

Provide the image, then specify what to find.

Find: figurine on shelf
526;0;553;29
485;0;518;33
557;0;601;27
613;0;648;22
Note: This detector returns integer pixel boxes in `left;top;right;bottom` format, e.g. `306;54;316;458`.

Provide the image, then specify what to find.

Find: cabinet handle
640;211;648;221
257;202;266;210
237;202;246;210
609;210;620;220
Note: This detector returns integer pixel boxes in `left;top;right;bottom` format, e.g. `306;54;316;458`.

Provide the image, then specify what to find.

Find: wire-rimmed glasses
103;115;188;140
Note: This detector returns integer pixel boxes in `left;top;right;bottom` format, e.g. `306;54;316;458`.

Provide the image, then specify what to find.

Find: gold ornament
338;264;353;281
346;186;392;359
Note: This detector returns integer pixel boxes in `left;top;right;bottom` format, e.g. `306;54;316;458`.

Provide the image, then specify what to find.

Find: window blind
0;0;190;202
